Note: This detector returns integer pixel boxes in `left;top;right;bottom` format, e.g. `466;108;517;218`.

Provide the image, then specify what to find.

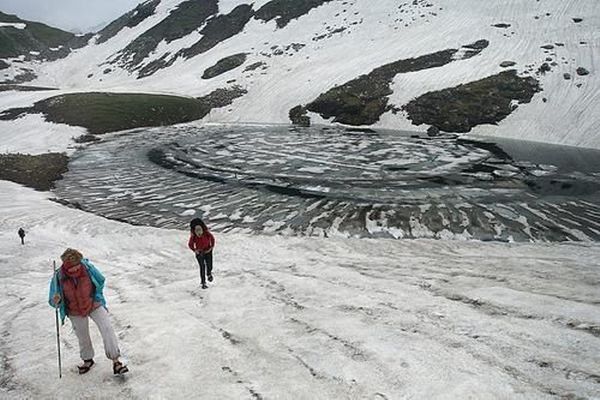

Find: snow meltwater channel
54;125;600;242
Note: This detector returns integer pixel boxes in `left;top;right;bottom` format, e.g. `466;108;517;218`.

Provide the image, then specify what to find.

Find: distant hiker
18;228;25;245
188;218;216;289
48;248;129;375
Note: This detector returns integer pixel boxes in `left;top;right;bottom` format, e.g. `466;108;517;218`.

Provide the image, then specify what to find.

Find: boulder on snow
538;63;551;74
576;67;590;76
426;126;440;137
244;61;267;72
289;105;311;127
196;86;248;110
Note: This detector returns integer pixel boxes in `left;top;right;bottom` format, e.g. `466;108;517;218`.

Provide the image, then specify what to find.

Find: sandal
77;359;95;374
113;360;129;375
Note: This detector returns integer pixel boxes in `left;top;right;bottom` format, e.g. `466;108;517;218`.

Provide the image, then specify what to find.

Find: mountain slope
0;0;598;148
0;11;90;61
0;11;92;84
96;0;161;44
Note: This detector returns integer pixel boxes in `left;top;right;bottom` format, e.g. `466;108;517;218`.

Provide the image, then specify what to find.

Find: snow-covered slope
1;0;599;148
1;180;599;398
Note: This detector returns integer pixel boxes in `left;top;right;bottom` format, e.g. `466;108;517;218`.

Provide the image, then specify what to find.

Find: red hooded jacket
61;262;97;317
188;230;215;252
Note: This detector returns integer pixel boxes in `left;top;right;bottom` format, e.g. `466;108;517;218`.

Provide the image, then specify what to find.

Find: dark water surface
54;124;600;241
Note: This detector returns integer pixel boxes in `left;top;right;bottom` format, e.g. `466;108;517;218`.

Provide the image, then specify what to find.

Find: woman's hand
52;293;61;306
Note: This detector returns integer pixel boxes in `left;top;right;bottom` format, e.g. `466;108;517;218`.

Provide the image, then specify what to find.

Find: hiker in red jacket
188;218;215;289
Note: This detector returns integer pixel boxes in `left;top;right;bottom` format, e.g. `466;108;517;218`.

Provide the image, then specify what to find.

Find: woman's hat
61;248;83;264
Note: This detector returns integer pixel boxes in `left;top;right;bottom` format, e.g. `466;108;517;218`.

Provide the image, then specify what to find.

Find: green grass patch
403;70;541;133
0;89;249;134
304;48;459;125
0;84;57;92
300;41;490;126
0;92;211;134
0;152;68;191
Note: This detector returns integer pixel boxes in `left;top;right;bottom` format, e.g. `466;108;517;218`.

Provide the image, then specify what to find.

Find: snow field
1;181;599;398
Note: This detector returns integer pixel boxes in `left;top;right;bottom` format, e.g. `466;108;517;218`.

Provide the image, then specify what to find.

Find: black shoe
208;275;213;282
113;360;129;375
78;359;95;374
202;284;208;289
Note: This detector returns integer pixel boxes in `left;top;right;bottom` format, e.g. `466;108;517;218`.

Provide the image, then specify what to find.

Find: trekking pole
53;261;62;379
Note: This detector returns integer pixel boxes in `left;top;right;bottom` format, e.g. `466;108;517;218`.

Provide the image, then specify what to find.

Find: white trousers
69;306;120;361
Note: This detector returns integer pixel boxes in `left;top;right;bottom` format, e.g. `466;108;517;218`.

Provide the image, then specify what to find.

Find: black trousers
195;252;213;285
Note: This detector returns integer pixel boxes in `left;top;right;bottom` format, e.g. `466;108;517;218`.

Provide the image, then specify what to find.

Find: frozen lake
54;124;600;242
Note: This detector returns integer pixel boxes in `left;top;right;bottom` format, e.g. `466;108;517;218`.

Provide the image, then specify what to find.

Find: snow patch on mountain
0;22;26;29
0;113;85;154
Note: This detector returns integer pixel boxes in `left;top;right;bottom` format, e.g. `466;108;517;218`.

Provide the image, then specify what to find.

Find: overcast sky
0;0;142;32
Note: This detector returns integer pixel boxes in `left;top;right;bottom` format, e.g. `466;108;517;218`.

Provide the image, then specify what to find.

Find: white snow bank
0;114;85;155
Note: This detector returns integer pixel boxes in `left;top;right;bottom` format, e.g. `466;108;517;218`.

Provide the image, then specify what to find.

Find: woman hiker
188;218;216;289
48;248;129;375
